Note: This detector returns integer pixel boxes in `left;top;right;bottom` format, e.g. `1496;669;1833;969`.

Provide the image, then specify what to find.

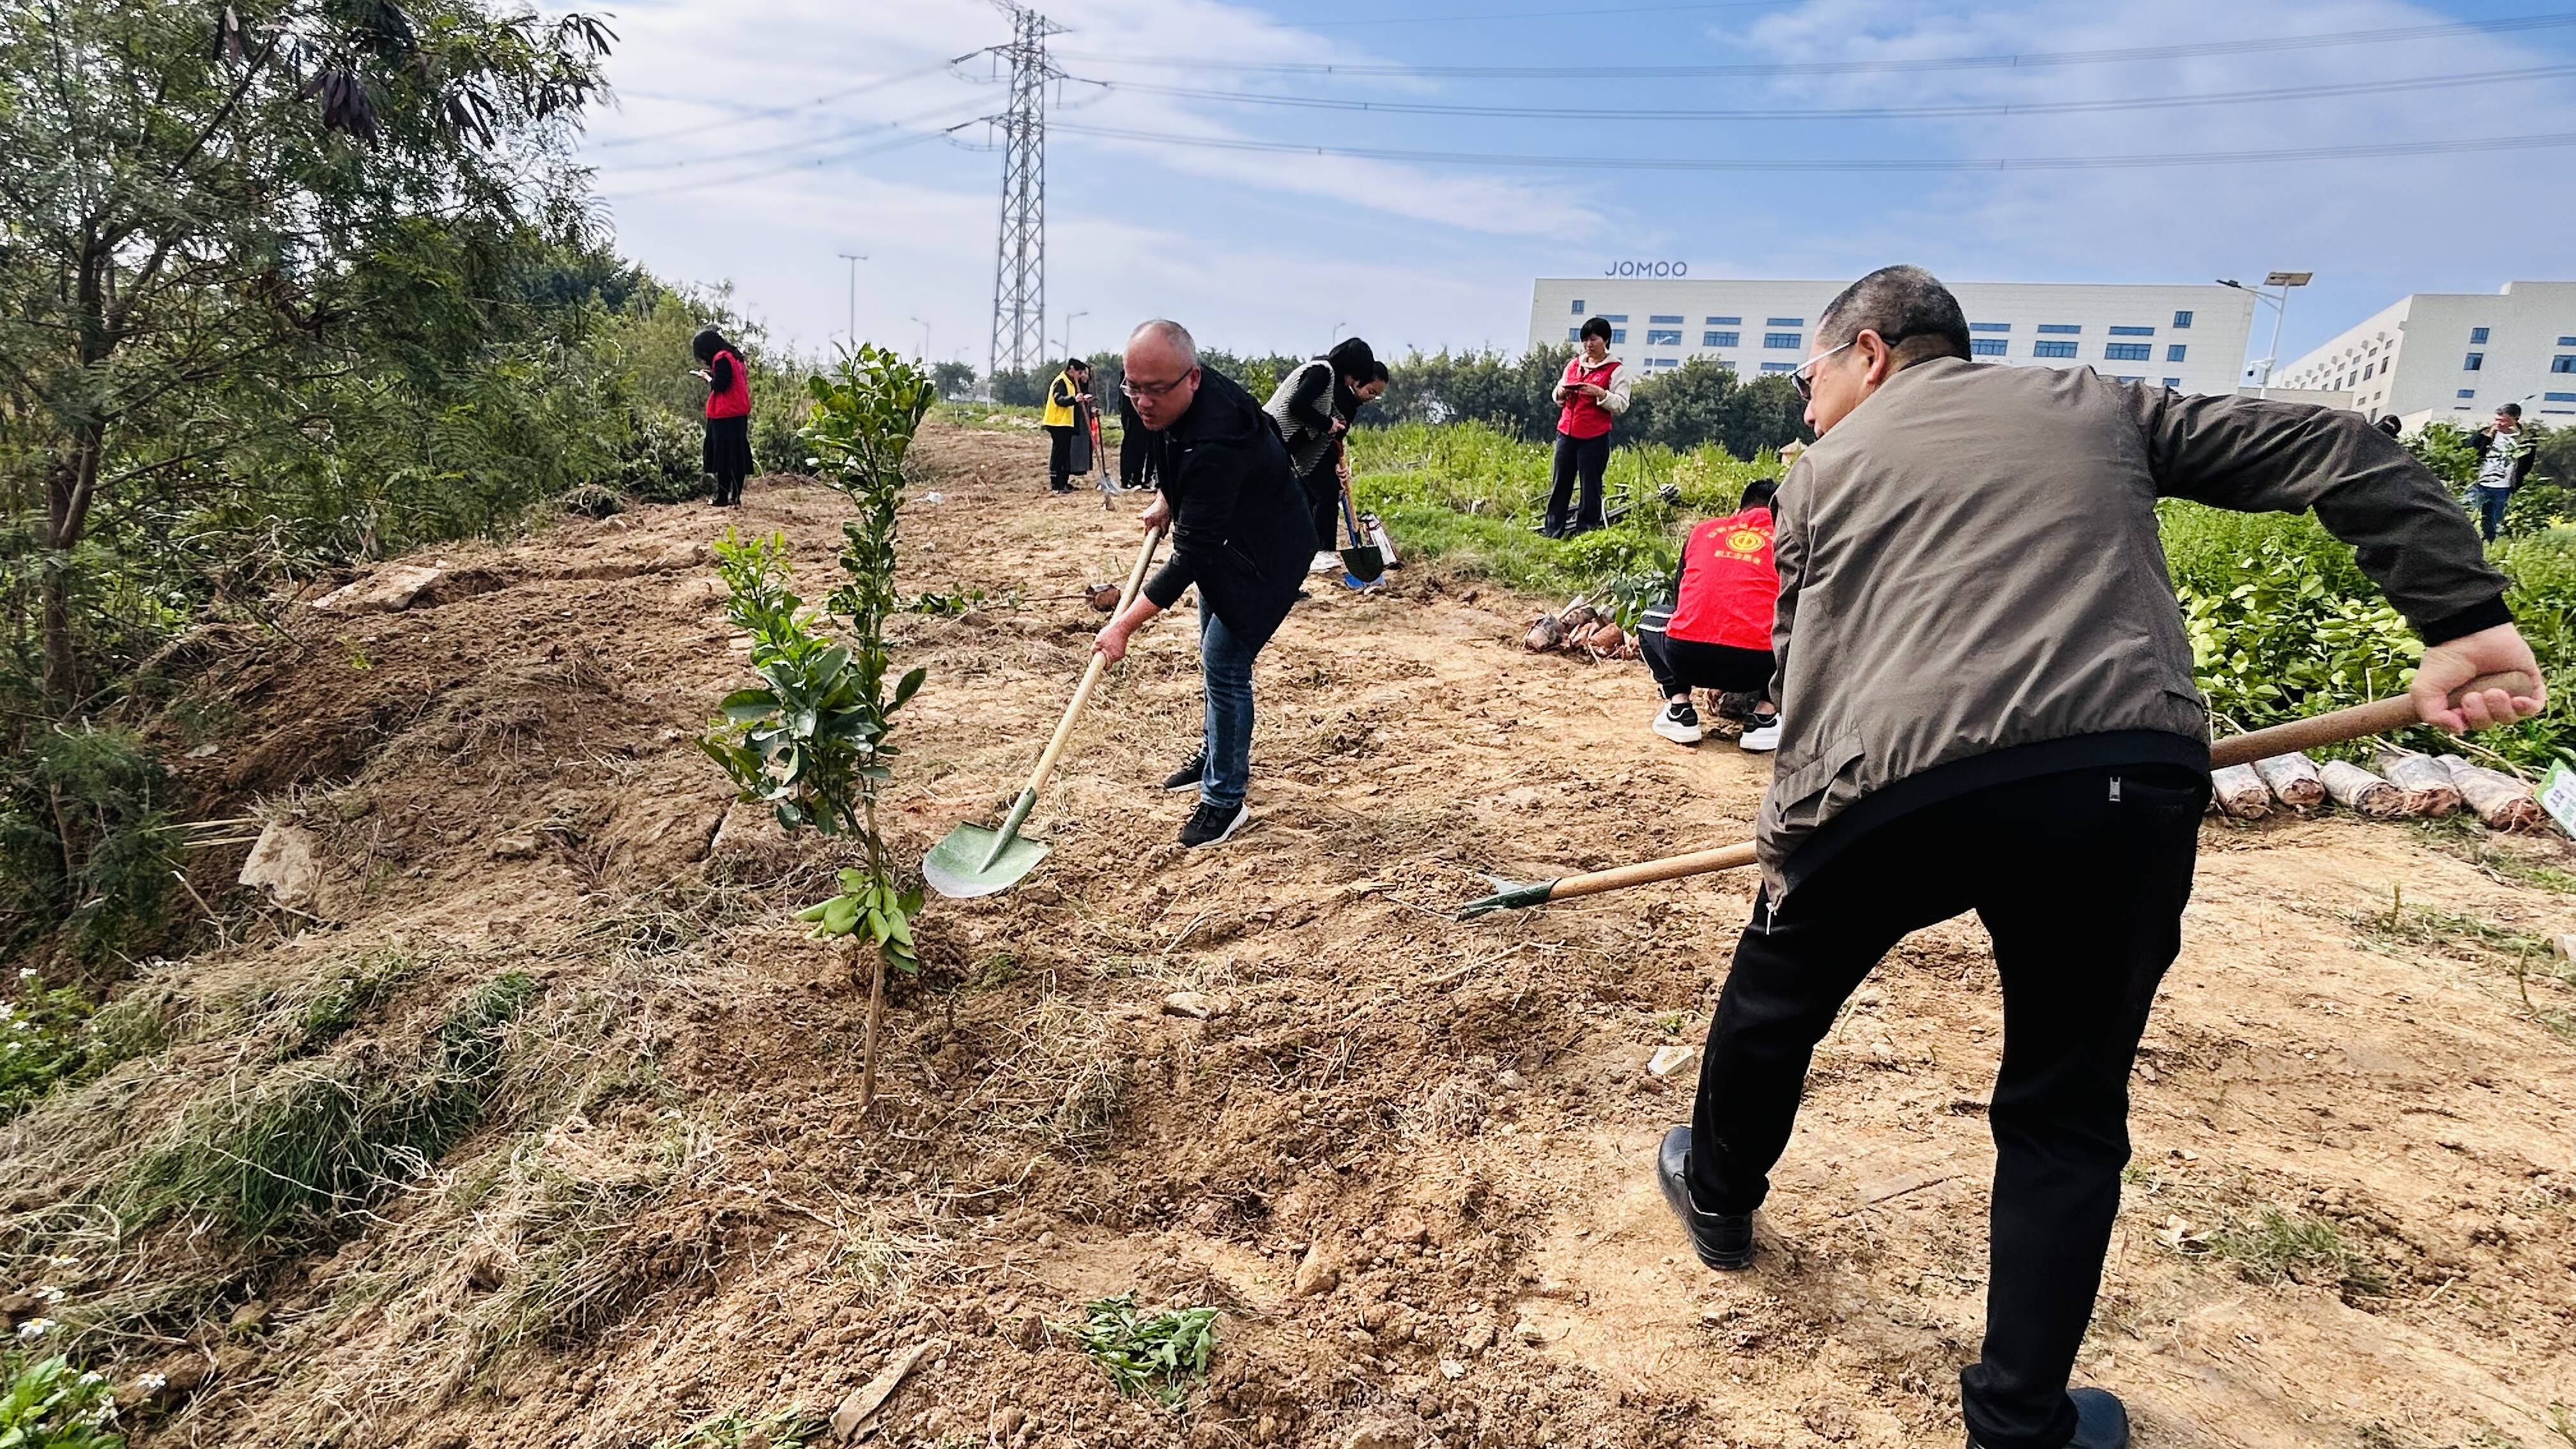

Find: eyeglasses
1121;370;1194;400
1788;342;1851;403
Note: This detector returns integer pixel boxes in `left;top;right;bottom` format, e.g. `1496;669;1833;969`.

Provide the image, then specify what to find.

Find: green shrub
0;724;181;961
0;1351;124;1448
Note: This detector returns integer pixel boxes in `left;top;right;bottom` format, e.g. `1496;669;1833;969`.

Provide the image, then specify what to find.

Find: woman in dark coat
693;327;755;507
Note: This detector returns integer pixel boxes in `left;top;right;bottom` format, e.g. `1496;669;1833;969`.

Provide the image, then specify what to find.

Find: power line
597;123;976;201
587;58;971;150
1057;11;2576;79
1049;120;2576;171
606;97;995;172
1298;0;1794;26
1080;61;2576;123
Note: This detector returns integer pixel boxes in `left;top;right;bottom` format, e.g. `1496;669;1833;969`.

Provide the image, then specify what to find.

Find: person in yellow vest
1044;358;1094;494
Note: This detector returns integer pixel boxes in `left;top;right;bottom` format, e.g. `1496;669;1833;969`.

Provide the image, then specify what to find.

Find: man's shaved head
1128;319;1198;369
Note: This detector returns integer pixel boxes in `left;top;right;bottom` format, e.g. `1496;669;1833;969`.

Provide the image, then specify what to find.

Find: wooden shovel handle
1547;841;1760;903
2209;670;2536;769
1016;528;1165;800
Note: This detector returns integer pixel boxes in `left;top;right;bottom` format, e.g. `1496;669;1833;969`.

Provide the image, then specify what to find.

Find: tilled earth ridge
20;417;2576;1448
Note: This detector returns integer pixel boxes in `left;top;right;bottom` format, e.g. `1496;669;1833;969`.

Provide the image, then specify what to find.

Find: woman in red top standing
693;327;755;507
1639;478;1782;751
1544;316;1632;537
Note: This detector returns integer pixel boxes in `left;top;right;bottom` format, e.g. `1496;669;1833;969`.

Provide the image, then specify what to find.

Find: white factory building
1526;277;2257;396
2273;280;2576;427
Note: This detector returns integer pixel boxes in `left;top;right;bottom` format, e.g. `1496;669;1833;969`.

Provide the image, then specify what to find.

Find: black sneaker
1657;1126;1756;1271
1179;800;1250;848
1970;1389;2129;1449
1162;752;1206;792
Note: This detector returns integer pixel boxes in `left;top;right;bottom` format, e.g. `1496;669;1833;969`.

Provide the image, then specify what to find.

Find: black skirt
703;414;754;478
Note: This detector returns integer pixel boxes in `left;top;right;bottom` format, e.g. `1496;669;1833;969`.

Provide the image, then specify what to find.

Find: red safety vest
1556;356;1622;440
1664;505;1777;650
705;349;751;420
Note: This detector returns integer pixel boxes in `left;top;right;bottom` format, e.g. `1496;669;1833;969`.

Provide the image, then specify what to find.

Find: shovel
1337;480;1385;585
1457;671;2539;919
923;526;1165;898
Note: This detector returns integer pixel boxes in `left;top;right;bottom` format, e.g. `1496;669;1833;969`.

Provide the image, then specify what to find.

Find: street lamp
1061;310;1089;362
2218;271;2312;398
907;316;931;363
837;252;869;348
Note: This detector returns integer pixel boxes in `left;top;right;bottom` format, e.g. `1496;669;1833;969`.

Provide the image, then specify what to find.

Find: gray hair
1127;318;1198;368
1817;265;1970;364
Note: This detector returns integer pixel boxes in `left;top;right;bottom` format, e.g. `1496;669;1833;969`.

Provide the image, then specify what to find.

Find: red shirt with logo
1664;505;1777;650
1556;356;1623;440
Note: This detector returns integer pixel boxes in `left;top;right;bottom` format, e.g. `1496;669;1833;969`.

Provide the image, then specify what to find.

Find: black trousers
1690;763;2205;1449
1545;429;1610;535
1637;620;1772;699
1046;425;1076;491
1301;454;1343;550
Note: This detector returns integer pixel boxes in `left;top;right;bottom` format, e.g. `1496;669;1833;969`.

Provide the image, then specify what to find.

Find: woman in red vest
693;327;755;507
1639;479;1782;751
1544;316;1632;537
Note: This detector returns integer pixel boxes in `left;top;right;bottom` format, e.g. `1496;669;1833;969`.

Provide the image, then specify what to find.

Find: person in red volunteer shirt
1639;478;1782;751
693;327;755;507
1544;316;1632;537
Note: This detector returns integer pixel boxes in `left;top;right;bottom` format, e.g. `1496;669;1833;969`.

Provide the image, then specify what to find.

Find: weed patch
1055;1292;1218;1406
2204;1208;2389;1301
1;972;166;1123
648;1409;827;1449
0;1350;123;1448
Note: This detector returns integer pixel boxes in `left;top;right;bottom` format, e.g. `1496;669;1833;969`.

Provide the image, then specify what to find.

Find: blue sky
579;0;2576;377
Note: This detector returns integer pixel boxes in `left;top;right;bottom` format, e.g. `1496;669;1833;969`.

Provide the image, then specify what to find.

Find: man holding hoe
1094;320;1317;848
1656;266;2544;1449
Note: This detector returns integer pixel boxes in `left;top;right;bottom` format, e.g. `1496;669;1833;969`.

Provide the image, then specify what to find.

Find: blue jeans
2473;485;2510;542
1198;609;1259;811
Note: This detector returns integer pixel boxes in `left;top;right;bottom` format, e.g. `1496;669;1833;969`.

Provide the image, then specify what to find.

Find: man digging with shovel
1657;266;2544;1449
1094;319;1317;848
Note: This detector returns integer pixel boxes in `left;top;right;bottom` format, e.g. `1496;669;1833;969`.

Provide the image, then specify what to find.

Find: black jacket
2469;426;2539;489
1131;367;1317;649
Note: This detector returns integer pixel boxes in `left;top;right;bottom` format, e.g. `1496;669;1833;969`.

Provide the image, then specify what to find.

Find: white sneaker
1738;714;1782;753
1652;698;1703;745
1310;551;1342;574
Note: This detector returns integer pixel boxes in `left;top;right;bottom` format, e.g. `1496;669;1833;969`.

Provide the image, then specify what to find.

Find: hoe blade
923;823;1052;899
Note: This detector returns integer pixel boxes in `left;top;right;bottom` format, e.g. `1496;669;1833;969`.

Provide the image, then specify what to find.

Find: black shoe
1657;1126;1755;1271
1162;752;1206;792
1049;485;1075;494
1179;800;1250;848
1969;1388;2129;1449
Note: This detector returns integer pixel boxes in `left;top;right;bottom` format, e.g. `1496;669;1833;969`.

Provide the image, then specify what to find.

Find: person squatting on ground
1544;316;1632;537
1655;266;2544;1449
1044;358;1096;494
1093;320;1319;848
1640;478;1784;753
692;327;754;507
2467;401;2538;542
1264;337;1386;571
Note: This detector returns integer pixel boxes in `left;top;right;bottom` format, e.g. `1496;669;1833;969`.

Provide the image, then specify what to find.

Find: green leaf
892;666;928;709
719;688;779;723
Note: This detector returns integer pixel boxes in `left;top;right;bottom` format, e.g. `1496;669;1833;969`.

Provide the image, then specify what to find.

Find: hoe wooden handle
2209;670;2538;769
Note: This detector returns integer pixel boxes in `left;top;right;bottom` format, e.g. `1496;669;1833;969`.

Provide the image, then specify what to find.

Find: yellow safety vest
1042;371;1079;428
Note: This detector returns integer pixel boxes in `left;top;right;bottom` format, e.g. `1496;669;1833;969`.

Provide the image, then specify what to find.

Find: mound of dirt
8;418;2576;1449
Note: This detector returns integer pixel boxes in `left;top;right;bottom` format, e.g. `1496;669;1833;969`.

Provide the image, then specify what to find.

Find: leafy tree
931;360;977;400
0;0;614;703
1621;360;1809;458
988;369;1043;407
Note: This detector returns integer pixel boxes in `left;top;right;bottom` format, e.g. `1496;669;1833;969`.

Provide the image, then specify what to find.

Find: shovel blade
923;823;1052;899
1339;545;1385;583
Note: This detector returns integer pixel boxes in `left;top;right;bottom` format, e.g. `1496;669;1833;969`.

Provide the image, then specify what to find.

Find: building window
1765;317;1804;327
1970;321;2012;333
2470;326;2490;344
2115;375;2146;384
1567;328;1581;342
2109;325;2156;337
2162;377;2182;390
1703;330;1739;348
2558;335;2576;346
2464;352;2483;371
2458;388;2477;399
2554;355;2576;373
1763;332;1802;350
2037;323;2082;335
2547;392;2576;403
1760;362;1797;372
2033;341;2079;359
2104;343;2152;362
1647;328;1683;346
2173;310;2193;328
1706;316;1740;326
2166;344;2188;363
1971;338;2008;357
1648;357;1680;368
1610;328;1627;344
1601;314;1628;323
1570;300;1585;314
1650;314;1685;325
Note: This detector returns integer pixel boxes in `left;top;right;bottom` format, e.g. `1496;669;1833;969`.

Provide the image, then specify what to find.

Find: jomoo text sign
1603;260;1688;277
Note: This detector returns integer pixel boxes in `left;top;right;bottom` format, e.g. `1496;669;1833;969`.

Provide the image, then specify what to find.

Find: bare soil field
9;418;2575;1449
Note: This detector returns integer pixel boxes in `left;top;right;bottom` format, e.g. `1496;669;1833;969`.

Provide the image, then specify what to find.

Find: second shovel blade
923;824;1052;899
